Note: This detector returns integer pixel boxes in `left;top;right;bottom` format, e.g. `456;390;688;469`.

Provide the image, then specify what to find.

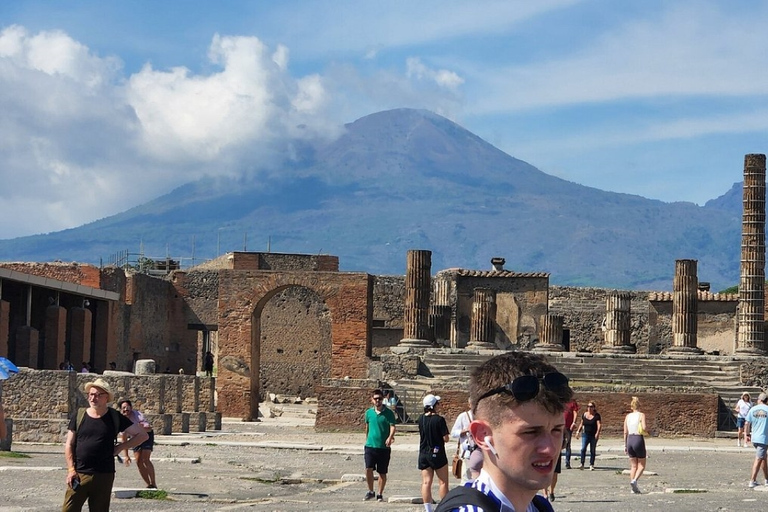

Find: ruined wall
260;286;332;398
549;287;651;353
649;297;737;355
371;276;405;355
0;262;101;288
316;381;718;436
1;369;215;442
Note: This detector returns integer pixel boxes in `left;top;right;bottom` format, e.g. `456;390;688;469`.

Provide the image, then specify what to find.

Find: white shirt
451;410;475;456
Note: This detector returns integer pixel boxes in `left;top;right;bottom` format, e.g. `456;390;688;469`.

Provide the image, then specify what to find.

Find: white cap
423;394;441;408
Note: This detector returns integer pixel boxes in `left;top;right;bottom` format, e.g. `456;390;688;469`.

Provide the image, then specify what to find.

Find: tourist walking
624;396;648;494
118;399;157;489
746;392;768;488
435;351;572;512
563;399;579;468
417;394;450;512
449;400;476;483
735;392;753;447
62;378;148;512
576;401;602;470
363;388;396;502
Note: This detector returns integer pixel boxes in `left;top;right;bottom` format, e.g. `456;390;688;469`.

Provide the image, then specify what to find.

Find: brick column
601;291;635;353
534;313;564;352
14;326;39;367
737;153;767;355
69;307;93;368
668;259;703;354
398;250;432;349
44;305;67;370
466;288;497;350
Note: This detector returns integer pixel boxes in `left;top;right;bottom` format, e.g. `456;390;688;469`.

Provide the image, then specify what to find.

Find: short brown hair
469;351;572;426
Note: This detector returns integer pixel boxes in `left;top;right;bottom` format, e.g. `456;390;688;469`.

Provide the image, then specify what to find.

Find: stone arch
259;285;331;399
217;270;372;420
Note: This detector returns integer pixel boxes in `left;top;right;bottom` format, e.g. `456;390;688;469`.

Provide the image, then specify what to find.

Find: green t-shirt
365;406;396;448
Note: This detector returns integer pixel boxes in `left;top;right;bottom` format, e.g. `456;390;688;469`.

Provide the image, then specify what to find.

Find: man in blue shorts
363;388;396;502
746;392;768;488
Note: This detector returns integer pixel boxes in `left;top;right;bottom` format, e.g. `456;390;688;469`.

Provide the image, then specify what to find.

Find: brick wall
0;262;101;288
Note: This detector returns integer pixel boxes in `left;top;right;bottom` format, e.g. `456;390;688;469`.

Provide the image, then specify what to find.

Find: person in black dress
418;394;450;512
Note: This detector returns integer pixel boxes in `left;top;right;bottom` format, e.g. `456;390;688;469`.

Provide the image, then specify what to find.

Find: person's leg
85;472;115;512
580;433;587;467
136;449;156;487
564;429;573;468
550;472;558;495
589;435;597;466
61;475;89;512
435;464;450;499
635;458;646;481
377;473;387;495
365;468;375;492
628;457;638;481
751;457;762;483
421;468;435;505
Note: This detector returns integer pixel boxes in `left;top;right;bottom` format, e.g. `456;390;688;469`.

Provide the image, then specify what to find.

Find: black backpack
435;485;550;512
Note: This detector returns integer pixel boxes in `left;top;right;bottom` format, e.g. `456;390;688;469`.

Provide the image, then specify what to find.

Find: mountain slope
0;109;743;290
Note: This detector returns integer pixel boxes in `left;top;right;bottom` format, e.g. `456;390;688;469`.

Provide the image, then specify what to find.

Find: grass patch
671;489;707;494
240;476;280;484
136;489;169;500
0;451;31;459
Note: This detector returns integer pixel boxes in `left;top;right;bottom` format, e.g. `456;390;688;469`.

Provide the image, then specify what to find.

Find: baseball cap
423;394;441;408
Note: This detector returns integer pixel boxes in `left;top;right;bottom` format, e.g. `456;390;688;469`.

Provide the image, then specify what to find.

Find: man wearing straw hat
62;378;148;512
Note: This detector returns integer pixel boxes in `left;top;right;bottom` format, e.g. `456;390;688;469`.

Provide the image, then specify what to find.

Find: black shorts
134;430;154;452
417;450;448;471
364;446;391;474
626;434;646;459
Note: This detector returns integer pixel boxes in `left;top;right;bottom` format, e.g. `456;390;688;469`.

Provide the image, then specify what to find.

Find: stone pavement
0;412;766;511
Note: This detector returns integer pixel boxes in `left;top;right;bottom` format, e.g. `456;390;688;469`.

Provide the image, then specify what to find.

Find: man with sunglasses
363;388;397;502
436;352;572;512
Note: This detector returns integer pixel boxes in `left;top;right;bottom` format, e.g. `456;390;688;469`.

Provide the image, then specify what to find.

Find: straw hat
83;378;114;402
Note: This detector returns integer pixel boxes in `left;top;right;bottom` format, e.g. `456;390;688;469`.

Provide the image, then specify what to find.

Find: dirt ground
0;418;765;512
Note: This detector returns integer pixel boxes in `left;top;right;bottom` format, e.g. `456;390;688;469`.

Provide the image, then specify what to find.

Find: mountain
0;109;745;291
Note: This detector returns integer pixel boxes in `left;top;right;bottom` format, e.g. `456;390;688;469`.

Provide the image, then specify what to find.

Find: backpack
75;407;122;439
435;485;551;512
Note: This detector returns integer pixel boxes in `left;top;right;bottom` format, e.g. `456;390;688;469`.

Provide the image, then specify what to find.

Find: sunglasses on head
475;372;570;406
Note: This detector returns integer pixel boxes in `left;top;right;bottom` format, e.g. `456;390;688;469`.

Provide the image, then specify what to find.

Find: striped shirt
450;469;552;512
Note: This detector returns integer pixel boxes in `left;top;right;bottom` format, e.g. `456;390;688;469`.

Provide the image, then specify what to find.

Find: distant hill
0;109;745;291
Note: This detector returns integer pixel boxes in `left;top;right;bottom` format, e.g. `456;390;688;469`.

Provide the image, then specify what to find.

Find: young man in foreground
437;351;573;512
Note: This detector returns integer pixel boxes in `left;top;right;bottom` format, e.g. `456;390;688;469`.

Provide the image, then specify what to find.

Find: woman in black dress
418;394;451;510
575;401;602;470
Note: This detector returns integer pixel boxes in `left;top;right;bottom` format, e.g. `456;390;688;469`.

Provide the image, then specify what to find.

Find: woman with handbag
449;400;476;483
623;396;648;494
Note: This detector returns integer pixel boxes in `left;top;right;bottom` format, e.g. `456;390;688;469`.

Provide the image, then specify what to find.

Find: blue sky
1;0;767;239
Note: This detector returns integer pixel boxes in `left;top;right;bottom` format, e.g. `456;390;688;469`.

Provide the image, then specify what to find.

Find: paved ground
0;413;766;512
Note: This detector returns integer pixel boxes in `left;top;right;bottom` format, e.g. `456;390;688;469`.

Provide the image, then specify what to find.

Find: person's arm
386;423;396;447
746;420;753;443
623;415;628;451
114;423;148;455
450;412;467;439
575;415;584;436
64;430;79;487
640;412;647;435
120;431;132;465
595;417;602;439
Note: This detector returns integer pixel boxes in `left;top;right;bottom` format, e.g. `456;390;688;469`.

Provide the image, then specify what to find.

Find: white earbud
484;436;498;457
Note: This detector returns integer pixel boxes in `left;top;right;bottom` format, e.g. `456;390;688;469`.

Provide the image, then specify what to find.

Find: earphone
484;435;499;457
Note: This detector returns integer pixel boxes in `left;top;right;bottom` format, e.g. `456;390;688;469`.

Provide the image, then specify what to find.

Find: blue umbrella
0;356;19;380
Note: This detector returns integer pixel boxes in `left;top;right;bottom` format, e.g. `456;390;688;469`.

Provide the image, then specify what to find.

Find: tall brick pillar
44;305;67;370
737;153;767;355
601;291;635;353
467;288;497;350
14;326;39;367
70;307;93;368
429;278;451;347
398;250;432;349
0;300;9;358
668;259;703;354
534;313;565;352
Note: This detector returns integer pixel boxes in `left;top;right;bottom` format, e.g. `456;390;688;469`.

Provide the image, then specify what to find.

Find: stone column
0;300;9;358
668;259;703;354
69;307;93;368
466;288;497;350
44;305;66;370
14;326;39;367
534;313;565;352
601;291;635;353
429;278;451;346
737;154;767;354
398;250;432;349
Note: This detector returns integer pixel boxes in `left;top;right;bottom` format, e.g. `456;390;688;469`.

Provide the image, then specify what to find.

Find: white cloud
406;57;464;90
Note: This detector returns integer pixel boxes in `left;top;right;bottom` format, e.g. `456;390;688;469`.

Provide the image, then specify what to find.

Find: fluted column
534;313;565;352
466;288;497;350
429;277;451;346
601;291;635;353
737;154;767;355
668;259;703;354
398;250;433;348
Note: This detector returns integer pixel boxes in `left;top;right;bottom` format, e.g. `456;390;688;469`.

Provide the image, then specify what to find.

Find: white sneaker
749;481;758;488
737;440;742;447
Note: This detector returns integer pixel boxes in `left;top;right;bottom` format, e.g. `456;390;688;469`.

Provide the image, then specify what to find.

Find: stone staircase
387;350;763;431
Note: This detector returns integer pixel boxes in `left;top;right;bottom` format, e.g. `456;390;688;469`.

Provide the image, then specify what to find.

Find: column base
465;341;497;350
734;346;768;356
666;346;704;355
601;345;636;354
397;338;433;349
533;344;564;353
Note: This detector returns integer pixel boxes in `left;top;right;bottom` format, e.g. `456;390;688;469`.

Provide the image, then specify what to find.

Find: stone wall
0;262;101;288
316;380;719;437
0;368;215;442
372;276;405;354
